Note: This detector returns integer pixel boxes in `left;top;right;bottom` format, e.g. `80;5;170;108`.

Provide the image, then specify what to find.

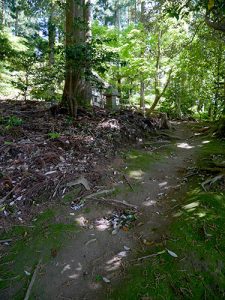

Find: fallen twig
66;176;90;191
123;175;134;191
201;174;224;191
132;250;166;262
24;258;42;300
52;175;65;198
84;188;115;199
0;239;12;244
0;177;27;206
92;198;137;209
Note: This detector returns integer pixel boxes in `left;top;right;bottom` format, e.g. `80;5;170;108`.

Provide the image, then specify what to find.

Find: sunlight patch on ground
105;251;128;272
142;199;157;207
98;119;120;130
68;262;82;279
61;264;71;274
196;212;206;218
183;201;199;210
159;181;168;188
95;218;110;231
68;273;80;279
177;142;194;149
75;216;88;227
128;169;144;180
173;211;183;217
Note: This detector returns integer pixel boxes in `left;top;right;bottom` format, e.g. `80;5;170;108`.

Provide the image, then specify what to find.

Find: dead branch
0;177;27;206
201;174;224;191
24;258;42;300
84;188;115;199
131;250;166;262
92;198;137;210
123;175;134;191
0;239;12;244
66;176;90;191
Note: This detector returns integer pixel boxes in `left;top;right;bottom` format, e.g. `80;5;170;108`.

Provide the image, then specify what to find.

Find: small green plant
48;132;61;139
6;116;23;127
4;141;13;145
0;115;23;128
66;116;74;125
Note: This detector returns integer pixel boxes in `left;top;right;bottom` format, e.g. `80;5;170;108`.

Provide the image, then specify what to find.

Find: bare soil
27;122;205;300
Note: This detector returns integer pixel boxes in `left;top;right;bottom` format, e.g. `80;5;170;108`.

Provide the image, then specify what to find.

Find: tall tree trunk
148;31;172;114
213;46;222;120
82;0;92;107
48;2;56;100
115;0;120;29
62;0;83;117
62;0;91;117
0;0;4;26
48;3;56;66
148;69;172;113
15;7;19;36
140;0;145;23
140;80;145;112
134;0;137;24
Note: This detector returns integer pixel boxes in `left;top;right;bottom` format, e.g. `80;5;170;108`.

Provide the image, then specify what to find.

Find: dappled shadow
105;250;128;272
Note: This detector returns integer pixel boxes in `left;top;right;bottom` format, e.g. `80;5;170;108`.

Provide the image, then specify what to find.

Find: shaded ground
0;100;164;226
108;135;225;300
1;112;224;299
31;123;200;300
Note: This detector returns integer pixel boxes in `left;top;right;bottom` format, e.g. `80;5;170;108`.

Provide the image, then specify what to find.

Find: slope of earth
0;100;165;226
0;120;209;299
1;111;223;300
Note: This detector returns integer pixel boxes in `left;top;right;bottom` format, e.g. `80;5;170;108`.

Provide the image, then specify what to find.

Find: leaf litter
0;100;167;226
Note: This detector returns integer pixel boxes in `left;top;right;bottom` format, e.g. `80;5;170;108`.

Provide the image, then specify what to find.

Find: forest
0;0;224;119
0;0;225;299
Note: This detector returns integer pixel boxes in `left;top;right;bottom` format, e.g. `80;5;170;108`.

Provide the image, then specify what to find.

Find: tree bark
140;80;145;112
15;7;19;36
205;15;225;33
48;3;56;66
62;0;91;117
140;1;145;23
148;69;172;113
115;0;120;29
0;0;4;26
213;45;222;120
147;31;172;114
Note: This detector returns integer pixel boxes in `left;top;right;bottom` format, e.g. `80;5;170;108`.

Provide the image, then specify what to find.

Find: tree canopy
0;0;224;119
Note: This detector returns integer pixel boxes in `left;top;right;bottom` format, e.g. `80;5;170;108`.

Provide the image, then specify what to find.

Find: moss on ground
123;145;173;180
108;138;225;300
0;209;78;299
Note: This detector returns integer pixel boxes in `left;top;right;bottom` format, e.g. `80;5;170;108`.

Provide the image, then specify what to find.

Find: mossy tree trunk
62;0;91;117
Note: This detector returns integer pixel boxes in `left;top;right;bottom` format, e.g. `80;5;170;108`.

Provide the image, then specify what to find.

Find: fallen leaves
0;101;166;224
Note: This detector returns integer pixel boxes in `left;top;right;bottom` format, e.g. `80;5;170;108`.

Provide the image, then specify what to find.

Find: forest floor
0;102;225;299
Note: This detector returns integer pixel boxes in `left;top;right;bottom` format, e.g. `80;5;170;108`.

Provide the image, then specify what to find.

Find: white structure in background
91;72;120;109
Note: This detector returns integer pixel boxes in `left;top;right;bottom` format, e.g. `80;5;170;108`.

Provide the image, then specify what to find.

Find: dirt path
29;122;205;299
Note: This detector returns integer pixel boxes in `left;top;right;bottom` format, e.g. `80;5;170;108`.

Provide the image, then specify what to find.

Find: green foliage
0;115;23;128
0;32;14;61
47;132;61;139
0;0;224;116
